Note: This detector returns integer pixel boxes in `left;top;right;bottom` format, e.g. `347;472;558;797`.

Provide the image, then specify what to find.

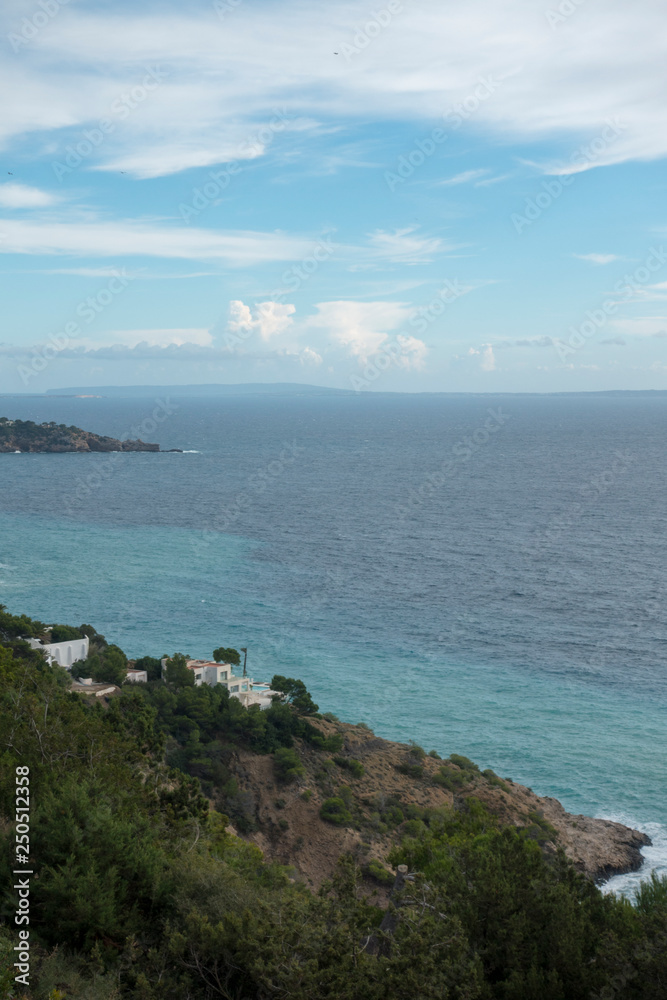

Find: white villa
126;668;149;683
27;635;89;668
160;657;278;709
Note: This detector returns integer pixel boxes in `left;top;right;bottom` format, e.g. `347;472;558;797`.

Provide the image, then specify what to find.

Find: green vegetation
482;767;510;791
364;858;394;885
320;797;354;826
0;417;160;453
131;655;162;681
72;643;128;686
212;646;240;665
163;651;195;688
273;747;306;783
523;809;559;845
312;731;345;752
448;753;480;773
0;603;666;1000
432;754;483;793
333;755;365;778
270;674;319;714
408;740;426;759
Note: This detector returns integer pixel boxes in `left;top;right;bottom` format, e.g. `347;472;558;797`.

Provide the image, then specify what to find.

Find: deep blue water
1;391;666;893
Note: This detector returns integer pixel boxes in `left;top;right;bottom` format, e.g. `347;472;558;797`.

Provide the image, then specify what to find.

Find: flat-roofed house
27;635;89;669
126;668;148;683
160;657;279;709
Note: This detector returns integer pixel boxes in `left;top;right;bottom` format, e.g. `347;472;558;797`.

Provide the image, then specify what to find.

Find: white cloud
468;343;497;370
365;228;449;265
395;334;428;370
611;317;667;337
305;299;427;367
228;300;295;342
574;253;621;265
306;300;408;360
0;217;315;264
300;346;323;365
480;344;496;372
475;172;514;187
438;169;489;186
86;328;213;349
3;0;667;176
0;183;59;207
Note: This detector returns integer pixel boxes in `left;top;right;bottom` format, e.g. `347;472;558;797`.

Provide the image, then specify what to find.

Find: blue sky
1;0;666;393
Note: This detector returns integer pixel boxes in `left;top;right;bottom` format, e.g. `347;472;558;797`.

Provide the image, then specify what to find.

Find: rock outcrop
0;417;162;452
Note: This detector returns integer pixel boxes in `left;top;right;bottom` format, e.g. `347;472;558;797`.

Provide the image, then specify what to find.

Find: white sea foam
600;815;667;899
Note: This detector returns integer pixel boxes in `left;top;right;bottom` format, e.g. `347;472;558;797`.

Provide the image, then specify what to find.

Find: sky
0;0;666;394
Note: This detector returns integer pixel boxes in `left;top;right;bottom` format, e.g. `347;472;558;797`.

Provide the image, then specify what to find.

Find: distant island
0;417;179;453
42;382;355;397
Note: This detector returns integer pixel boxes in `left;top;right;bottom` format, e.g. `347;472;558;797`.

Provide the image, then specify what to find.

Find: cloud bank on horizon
0;0;666;393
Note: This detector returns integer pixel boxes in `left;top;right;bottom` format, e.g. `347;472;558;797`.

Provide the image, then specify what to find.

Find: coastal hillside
1;604;665;1000
0;417;160;453
228;718;650;888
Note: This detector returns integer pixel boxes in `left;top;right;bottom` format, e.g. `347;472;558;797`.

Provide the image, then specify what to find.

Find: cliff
0;417;162;452
227;716;650;890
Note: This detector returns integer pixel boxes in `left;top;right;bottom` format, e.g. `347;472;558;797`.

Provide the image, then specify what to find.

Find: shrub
300;789;313;801
404;803;426;821
403;818;427;837
273;747;305;783
432;767;472;792
333;755;365;778
270;675;318;714
384;805;404;827
320;797;353;826
365;859;394;886
338;784;354;805
395;762;425;779
312;733;345;753
526;810;558;844
49;623;84;642
448;754;480;773
483;768;509;791
428;749;441;759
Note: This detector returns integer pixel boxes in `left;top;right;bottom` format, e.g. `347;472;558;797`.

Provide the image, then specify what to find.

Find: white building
126;668;148;683
160;657;278;709
27;635;89;669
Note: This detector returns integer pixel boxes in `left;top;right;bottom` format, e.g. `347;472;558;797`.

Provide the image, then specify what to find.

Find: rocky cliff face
227;717;650;891
0;417;160;452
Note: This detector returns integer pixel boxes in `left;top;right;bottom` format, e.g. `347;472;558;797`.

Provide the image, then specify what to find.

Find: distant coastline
2;383;667;399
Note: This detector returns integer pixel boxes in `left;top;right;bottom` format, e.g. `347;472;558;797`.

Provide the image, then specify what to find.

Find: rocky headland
227;716;650;890
0;417;179;452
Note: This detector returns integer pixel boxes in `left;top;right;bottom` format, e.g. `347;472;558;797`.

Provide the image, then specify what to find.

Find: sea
1;390;665;895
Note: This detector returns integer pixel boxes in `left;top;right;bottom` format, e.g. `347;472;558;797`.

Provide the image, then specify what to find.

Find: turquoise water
2;509;665;893
1;392;666;893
